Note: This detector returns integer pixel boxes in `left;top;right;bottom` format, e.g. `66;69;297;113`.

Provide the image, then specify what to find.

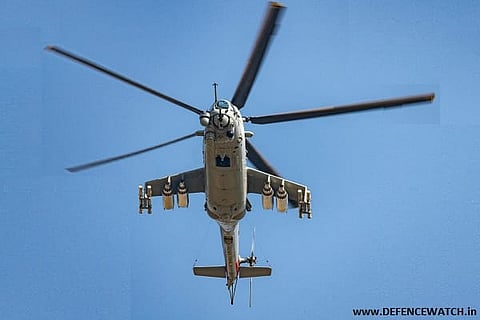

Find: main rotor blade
45;46;203;115
231;2;285;109
246;93;435;125
246;140;280;177
66;132;198;172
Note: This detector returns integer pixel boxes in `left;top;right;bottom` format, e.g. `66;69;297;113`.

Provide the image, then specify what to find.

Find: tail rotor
247;228;256;307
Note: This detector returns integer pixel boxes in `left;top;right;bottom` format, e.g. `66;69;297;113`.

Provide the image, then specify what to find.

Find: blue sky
1;0;480;319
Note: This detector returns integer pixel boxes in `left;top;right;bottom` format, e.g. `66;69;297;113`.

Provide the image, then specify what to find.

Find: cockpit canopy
211;99;232;111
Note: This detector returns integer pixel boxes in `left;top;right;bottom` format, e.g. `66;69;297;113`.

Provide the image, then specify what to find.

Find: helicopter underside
47;0;434;307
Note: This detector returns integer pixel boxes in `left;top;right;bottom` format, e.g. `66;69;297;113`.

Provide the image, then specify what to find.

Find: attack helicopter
46;1;434;306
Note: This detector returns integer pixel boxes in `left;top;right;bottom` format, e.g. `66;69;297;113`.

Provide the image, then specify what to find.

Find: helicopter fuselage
203;99;247;287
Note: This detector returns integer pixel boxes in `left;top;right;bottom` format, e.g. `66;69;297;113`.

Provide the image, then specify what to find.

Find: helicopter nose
213;113;231;129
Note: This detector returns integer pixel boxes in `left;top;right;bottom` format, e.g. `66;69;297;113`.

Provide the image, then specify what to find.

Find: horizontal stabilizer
193;266;272;279
239;266;272;278
193;266;225;278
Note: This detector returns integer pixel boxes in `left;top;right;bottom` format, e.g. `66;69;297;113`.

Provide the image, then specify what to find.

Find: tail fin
239;266;272;278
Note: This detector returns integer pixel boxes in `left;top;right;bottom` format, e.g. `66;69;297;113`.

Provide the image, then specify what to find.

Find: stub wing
145;167;205;196
247;167;312;218
139;167;204;212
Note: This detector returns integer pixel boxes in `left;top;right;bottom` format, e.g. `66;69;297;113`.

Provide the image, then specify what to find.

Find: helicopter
46;1;434;306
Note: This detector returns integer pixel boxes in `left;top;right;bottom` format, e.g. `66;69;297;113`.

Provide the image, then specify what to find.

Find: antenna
212;82;218;102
